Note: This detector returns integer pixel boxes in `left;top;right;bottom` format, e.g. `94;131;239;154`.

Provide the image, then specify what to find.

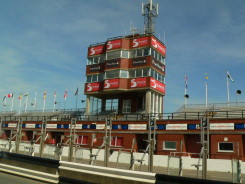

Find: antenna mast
141;0;158;34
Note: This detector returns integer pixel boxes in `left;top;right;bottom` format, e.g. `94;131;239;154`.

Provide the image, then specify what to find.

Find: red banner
150;78;165;93
131;37;149;48
104;79;119;89
151;37;166;56
107;39;122;50
88;45;104;56
130;78;147;88
85;82;102;92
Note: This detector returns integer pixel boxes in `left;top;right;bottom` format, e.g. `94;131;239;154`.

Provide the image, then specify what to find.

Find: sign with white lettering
128;124;147;130
166;124;187;130
210;123;234;130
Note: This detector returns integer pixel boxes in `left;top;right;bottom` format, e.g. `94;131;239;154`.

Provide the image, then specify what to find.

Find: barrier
0;151;59;183
59;160;156;184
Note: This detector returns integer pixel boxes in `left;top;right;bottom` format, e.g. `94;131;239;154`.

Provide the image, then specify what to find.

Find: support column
145;91;151;114
159;95;163;113
85;96;91;115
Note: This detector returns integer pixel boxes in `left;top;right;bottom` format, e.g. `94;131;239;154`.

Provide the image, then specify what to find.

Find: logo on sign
131;79;137;87
132;39;139;47
152;38;158;48
104;80;110;89
151;79;157;88
152;60;164;72
90;48;95;55
107;42;113;50
87;84;92;91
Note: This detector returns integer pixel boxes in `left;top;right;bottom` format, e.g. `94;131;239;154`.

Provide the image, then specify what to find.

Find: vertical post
39;117;47;157
202;141;207;179
148;115;155;172
104;116;111;167
15;118;22;153
68;118;76;162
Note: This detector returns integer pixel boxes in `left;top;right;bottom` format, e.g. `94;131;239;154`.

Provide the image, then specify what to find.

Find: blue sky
0;0;245;113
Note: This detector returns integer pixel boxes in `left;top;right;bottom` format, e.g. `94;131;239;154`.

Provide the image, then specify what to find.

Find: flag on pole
7;94;13;98
43;91;47;99
75;88;78;96
227;70;234;82
3;96;6;101
24;92;28;97
184;75;188;89
205;72;208;84
18;93;22;100
64;89;68;99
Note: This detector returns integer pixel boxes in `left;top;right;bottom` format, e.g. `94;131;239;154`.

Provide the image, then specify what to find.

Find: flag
3;96;6;101
64;89;68;99
227;70;234;82
43;91;47;99
184;75;188;88
75;88;78;96
205;72;208;85
7;94;13;98
18;93;22;100
24;92;28;97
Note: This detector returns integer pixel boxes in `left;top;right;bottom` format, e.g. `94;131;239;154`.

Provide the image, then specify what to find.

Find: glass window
76;135;88;145
106;50;121;60
136;49;143;57
136;69;142;77
98;73;104;81
163;141;177;150
105;70;120;79
105;99;118;111
142;68;149;77
123;100;131;113
129;70;136;78
218;142;234;152
121;50;129;58
143;48;150;56
120;70;128;78
86;75;92;83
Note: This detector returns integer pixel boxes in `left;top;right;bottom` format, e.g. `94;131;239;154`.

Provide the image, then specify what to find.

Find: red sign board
151;37;166;56
130;78;147;88
104;79;119;89
150;78;165;93
107;39;122;50
88;45;104;56
85;82;101;92
131;37;149;48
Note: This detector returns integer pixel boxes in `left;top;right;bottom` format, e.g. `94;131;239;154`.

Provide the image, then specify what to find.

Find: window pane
137;49;143;57
219;142;234;152
86;76;92;83
143;48;149;56
136;69;142;77
130;50;136;58
116;137;123;147
107;51;121;60
121;50;129;58
142;68;149;77
100;55;105;63
120;70;128;78
129;70;135;78
88;58;93;65
82;136;88;145
164;141;176;150
105;70;120;79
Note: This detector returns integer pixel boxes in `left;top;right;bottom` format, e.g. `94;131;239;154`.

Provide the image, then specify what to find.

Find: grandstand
0;108;86;121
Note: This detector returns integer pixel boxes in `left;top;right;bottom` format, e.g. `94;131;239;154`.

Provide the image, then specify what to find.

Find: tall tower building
84;0;166;115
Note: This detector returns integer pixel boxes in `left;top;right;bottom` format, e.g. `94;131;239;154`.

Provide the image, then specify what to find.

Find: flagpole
227;71;230;105
11;96;14;112
43;91;46;112
75;88;78;110
4;96;7;112
53;91;56;112
206;82;208;107
34;91;37;110
19;96;22;114
205;73;208;108
25;95;28;113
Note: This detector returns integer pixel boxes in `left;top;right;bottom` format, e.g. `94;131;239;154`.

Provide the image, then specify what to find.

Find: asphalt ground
0;171;46;184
